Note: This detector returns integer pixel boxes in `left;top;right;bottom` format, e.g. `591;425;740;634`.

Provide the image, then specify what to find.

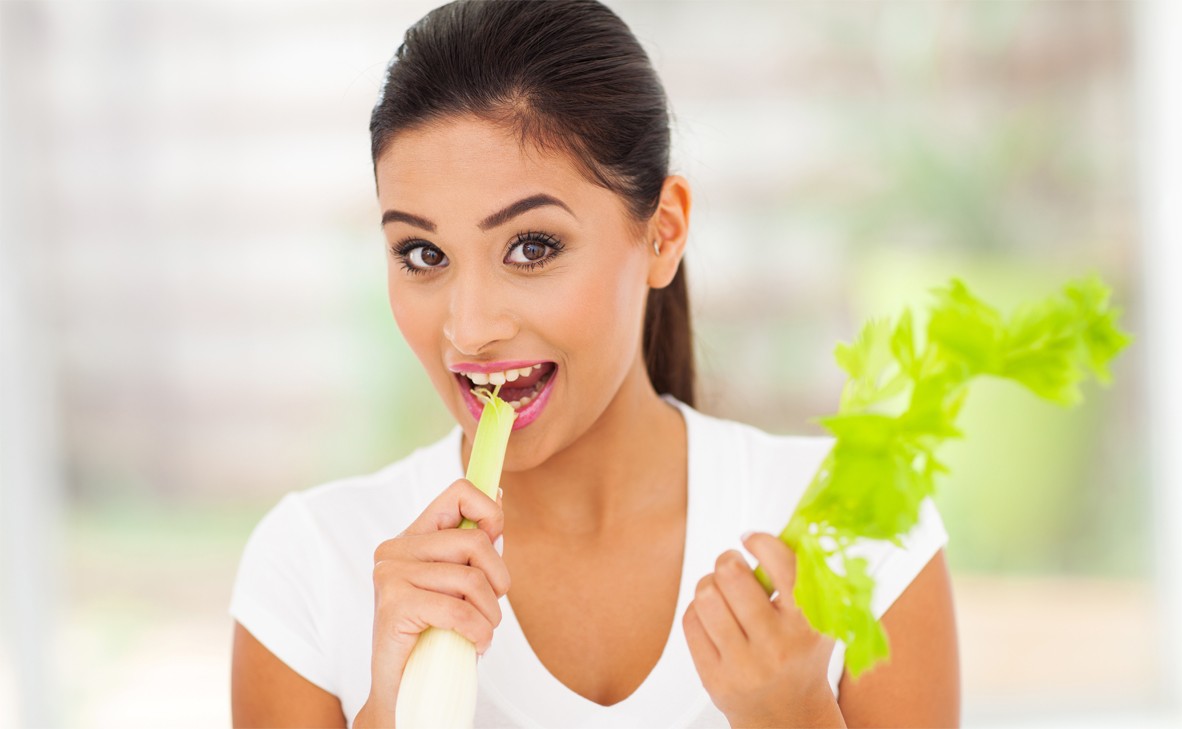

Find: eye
393;240;448;273
512;241;548;262
505;232;564;269
411;245;446;267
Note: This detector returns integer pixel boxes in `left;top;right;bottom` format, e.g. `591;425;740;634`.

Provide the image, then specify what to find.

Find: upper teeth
464;364;541;386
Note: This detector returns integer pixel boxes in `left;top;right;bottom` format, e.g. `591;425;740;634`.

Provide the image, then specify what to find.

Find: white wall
1136;0;1182;719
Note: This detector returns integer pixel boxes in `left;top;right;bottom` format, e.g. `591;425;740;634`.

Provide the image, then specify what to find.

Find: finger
402;479;505;544
691;573;747;656
681;604;720;679
408;589;495;654
413;529;510;597
386;529;511;597
712;549;780;637
401;561;503;628
742;533;800;613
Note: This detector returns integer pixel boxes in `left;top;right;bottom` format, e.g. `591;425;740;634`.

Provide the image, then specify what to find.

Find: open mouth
454;362;558;429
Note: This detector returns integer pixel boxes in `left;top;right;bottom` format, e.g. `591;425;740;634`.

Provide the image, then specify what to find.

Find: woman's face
376;115;659;471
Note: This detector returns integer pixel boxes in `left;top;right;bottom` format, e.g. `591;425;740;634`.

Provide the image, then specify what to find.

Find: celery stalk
395;385;516;729
460;384;516;526
754;275;1132;678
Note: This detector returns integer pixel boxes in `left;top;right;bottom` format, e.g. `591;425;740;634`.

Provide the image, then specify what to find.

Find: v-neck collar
447;396;716;728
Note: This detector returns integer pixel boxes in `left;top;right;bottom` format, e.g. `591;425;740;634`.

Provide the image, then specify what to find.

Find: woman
230;1;959;726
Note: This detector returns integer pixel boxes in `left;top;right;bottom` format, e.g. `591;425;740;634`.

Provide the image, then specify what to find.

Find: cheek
387;275;416;343
555;252;650;358
388;274;441;371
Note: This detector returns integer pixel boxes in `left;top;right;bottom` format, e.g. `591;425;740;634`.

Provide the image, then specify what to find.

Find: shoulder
671;397;949;614
295;426;463;534
238;426;464;567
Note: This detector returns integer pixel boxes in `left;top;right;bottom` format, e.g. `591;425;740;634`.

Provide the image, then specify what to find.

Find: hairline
372;110;656;239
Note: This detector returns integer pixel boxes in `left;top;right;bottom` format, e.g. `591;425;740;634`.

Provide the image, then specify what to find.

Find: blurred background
1;0;1178;727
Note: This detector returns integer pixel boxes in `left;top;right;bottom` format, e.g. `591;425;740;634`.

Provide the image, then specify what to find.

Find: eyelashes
392;238;445;273
507;231;564;271
390;231;565;275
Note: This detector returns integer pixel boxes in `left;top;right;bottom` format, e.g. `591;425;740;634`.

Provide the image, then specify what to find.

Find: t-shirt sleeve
229;492;335;694
862;496;949;619
821;497;949;696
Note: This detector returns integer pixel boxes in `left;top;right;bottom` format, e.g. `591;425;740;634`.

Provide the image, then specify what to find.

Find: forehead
375;116;603;218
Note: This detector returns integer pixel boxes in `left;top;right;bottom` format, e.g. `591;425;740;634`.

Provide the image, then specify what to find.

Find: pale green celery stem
459;384;515;529
395;628;479;728
394;386;515;729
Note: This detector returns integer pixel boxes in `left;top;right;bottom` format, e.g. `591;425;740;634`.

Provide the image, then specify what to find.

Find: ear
647;174;692;289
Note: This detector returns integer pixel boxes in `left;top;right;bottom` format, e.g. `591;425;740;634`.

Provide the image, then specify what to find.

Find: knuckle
372;560;393;585
371;579;401;614
494;570;511;597
374;534;412;563
716;552;746;579
457;605;490;644
474;621;494;650
446;597;474;626
714;550;734;571
454;479;482;501
373;539;394;564
462;566;485;593
694;575;714;599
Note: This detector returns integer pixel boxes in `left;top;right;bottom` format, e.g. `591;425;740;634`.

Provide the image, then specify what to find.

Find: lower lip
457;367;558;431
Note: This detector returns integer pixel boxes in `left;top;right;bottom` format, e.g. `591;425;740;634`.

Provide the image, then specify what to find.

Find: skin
230;114;960;728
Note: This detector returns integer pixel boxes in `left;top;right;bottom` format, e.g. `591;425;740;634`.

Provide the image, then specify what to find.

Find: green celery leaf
758;275;1132;683
926;278;1005;375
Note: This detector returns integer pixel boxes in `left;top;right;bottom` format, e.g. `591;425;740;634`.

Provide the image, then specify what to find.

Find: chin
498;428;560;473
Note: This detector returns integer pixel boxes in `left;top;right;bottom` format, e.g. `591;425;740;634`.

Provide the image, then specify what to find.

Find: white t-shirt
229;396;948;728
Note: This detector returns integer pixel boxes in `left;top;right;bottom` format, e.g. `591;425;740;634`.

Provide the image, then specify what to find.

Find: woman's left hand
683;532;846;729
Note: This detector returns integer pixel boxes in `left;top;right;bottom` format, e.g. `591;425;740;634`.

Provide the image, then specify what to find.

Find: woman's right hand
354;478;509;727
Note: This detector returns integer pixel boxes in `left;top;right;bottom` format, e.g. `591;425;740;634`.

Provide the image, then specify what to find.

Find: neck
499;357;686;535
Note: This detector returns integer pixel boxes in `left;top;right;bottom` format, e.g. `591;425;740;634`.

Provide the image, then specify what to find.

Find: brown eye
505;233;563;268
401;243;448;271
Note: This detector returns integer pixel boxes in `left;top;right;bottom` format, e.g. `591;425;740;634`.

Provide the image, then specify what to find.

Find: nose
443;271;518;356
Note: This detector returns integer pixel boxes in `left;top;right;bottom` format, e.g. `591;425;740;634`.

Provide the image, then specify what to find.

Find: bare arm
837;548;961;728
231;621;347;728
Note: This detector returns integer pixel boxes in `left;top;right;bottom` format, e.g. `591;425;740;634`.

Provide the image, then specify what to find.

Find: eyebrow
381;193;576;232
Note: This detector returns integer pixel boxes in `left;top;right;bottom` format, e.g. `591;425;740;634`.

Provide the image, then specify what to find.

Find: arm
231;621;347;728
837;548;960;727
685;537;958;728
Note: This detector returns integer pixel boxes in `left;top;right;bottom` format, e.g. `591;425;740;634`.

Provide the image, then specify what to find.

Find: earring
652;239;662;256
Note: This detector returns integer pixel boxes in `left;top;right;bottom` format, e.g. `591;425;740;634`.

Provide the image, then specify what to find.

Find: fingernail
497;487;503;502
740;530;754;543
493;535;504;555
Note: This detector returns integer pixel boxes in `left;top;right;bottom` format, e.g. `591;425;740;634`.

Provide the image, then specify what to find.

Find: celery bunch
396;386;516;729
754;275;1132;678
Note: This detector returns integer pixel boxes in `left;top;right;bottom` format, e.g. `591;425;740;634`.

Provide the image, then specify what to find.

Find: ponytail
644;265;694;406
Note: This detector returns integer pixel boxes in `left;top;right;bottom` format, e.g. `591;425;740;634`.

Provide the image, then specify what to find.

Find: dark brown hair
369;0;695;406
